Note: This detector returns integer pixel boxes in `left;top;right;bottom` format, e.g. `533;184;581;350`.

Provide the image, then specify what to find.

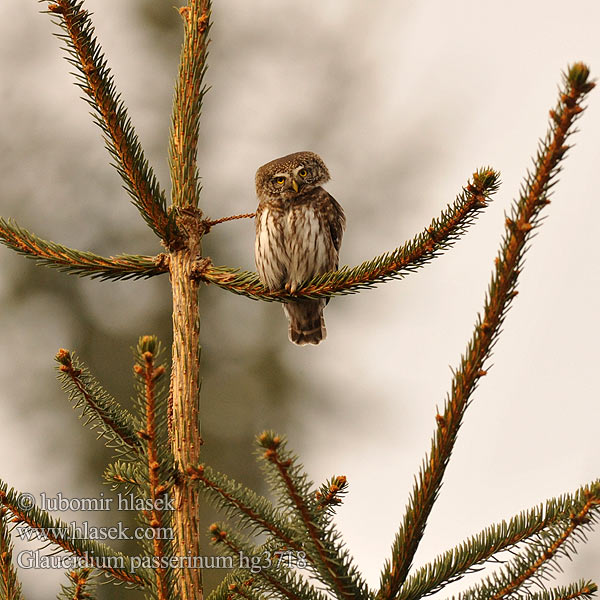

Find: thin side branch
488;487;600;600
209;525;331;600
56;349;142;454
0;218;168;280
453;484;600;599
188;464;299;549
398;481;600;600
218;580;266;600
134;340;170;600
57;568;97;600
204;213;256;228
523;581;598;600
206;572;258;600
196;169;500;300
45;1;173;242
0;486;149;587
314;476;348;522
258;433;369;600
103;460;142;491
377;63;595;600
0;507;23;600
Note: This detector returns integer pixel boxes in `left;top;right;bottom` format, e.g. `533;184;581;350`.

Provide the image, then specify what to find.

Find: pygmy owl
255;151;346;345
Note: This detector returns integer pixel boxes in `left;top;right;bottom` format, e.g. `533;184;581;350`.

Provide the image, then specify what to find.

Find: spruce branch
198;437;368;600
314;476;348;527
195;169;500;300
0;169;498;294
0;218;167;280
206;572;261;600
257;432;370;600
517;581;599;600
219;580;265;600
0;485;150;587
398;481;600;600
132;336;171;600
56;568;97;600
377;63;595;600
454;483;600;600
169;0;211;210
188;464;298;548
209;524;331;600
103;461;142;491
44;0;174;243
0;507;23;600
55;349;142;456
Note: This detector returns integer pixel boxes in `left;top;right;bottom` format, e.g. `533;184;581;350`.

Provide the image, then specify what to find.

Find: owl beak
291;179;299;193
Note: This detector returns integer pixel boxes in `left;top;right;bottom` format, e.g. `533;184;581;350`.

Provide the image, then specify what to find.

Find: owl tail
283;300;326;345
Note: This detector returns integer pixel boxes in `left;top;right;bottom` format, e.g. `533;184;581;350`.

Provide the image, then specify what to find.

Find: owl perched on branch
255;151;346;345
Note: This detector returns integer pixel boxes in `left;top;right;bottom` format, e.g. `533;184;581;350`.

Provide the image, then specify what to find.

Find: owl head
255;151;330;200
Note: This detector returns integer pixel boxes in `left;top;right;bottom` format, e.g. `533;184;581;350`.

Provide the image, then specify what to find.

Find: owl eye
273;176;286;186
298;168;308;178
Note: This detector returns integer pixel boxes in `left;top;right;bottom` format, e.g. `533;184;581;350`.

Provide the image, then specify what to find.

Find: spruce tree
0;2;598;600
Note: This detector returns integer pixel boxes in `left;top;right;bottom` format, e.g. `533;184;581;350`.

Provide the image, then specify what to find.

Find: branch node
191;257;213;280
154;253;170;271
186;465;205;480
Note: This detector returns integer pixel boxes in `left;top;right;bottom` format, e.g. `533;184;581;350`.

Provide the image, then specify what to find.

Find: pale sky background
0;1;599;598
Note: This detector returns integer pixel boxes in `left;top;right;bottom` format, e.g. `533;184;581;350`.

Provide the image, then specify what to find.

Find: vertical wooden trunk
170;244;203;600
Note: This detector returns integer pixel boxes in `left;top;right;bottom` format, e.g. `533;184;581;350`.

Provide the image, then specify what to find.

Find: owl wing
318;189;346;263
313;189;345;306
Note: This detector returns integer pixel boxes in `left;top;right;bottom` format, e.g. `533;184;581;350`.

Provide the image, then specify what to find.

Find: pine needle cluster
0;1;597;599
